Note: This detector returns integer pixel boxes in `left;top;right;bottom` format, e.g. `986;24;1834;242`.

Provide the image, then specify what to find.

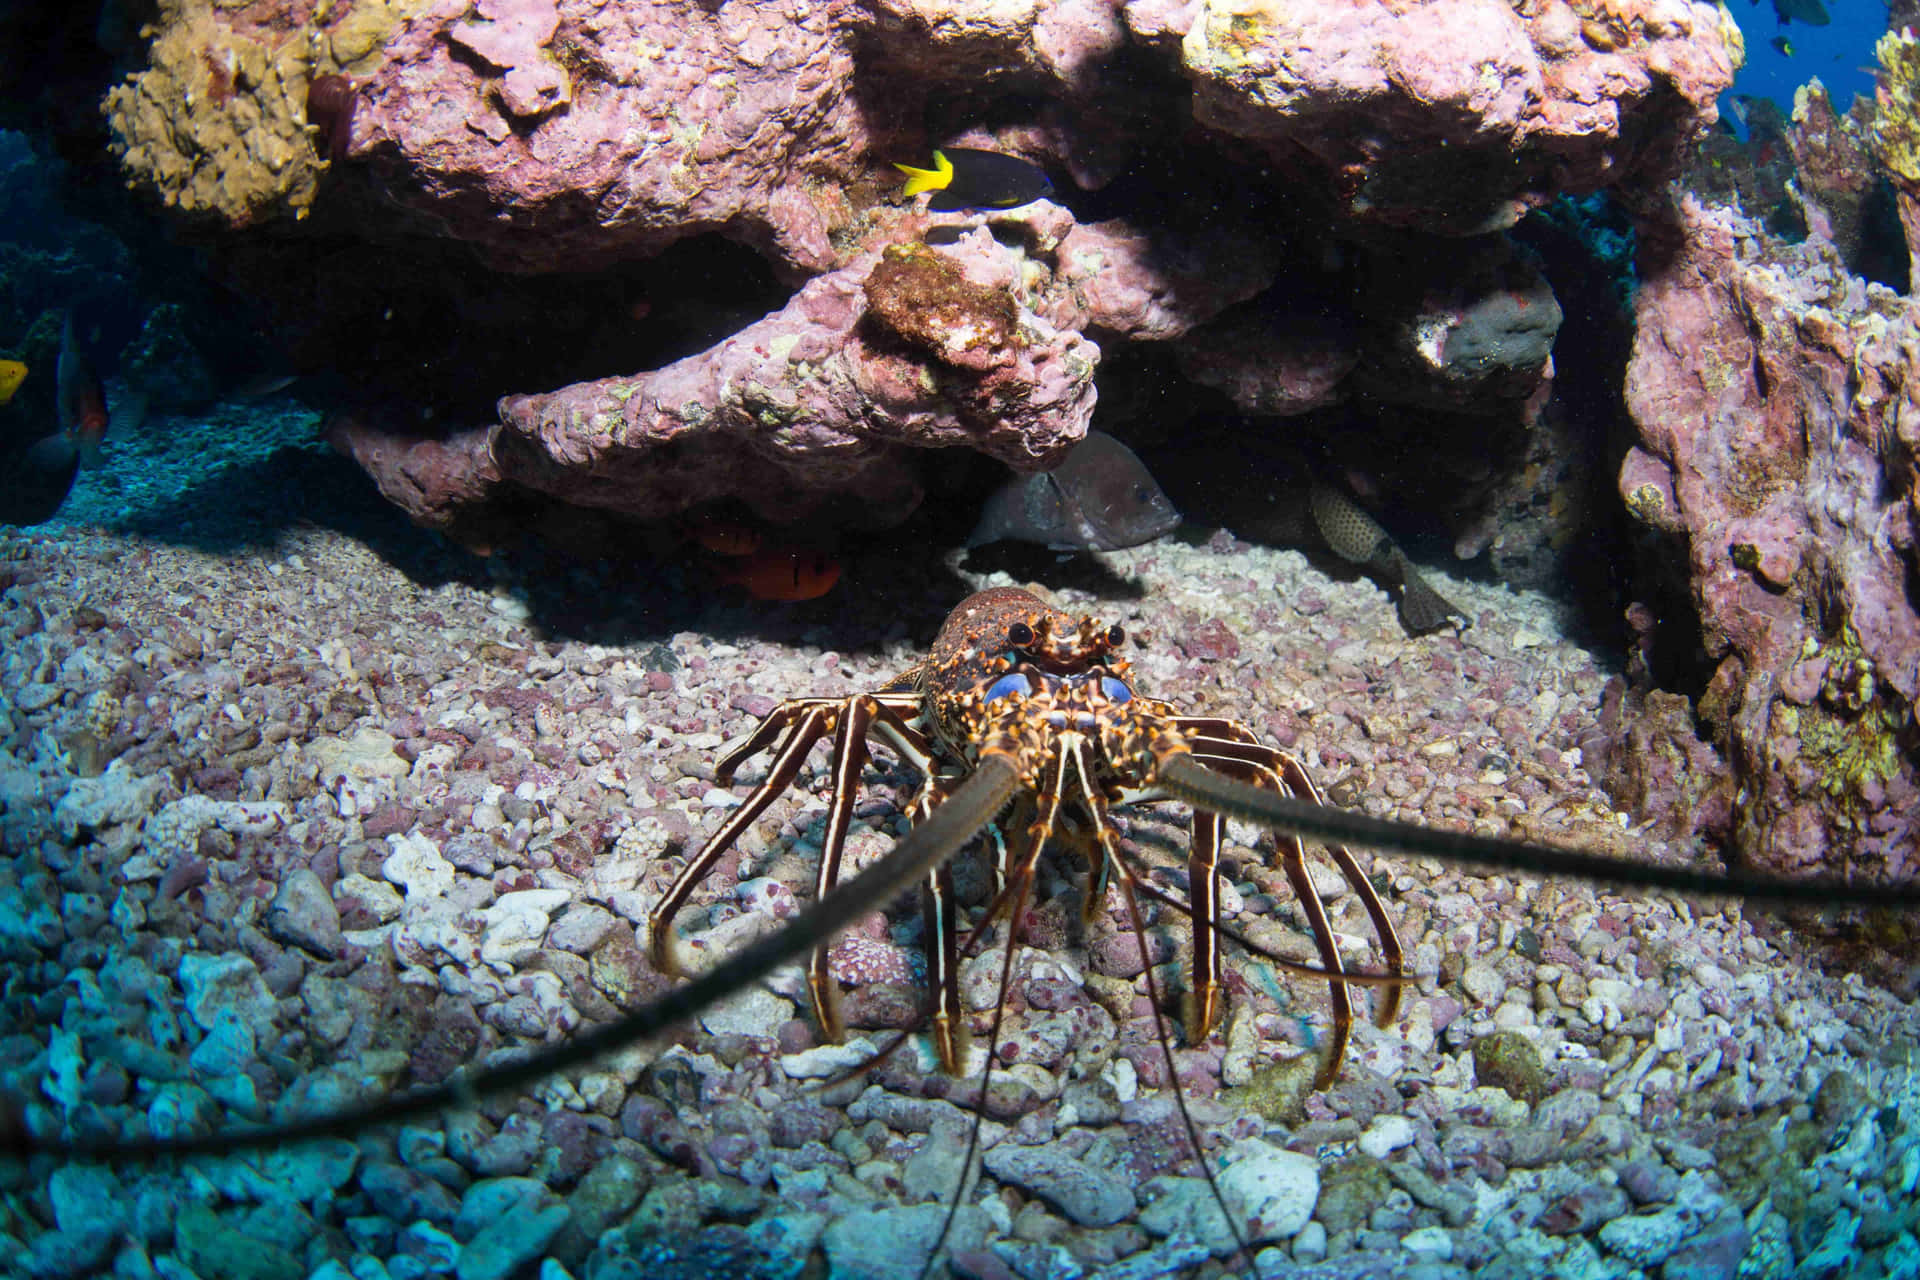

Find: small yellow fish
0;359;25;406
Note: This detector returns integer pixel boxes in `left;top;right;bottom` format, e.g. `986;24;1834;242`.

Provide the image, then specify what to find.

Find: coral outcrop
103;0;408;223
1873;27;1920;280
1621;194;1920;879
489;241;1099;527
351;0;872;275
1171;0;1738;233
100;0;1737;533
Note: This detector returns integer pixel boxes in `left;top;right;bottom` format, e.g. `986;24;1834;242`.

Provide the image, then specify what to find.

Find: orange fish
712;548;841;601
57;313;108;467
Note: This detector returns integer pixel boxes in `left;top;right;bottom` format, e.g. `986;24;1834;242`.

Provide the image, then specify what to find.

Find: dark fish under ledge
968;431;1181;552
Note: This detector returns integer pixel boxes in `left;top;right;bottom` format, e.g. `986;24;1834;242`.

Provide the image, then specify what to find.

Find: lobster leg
804;694;933;1043
715;697;845;783
650;701;841;977
650;693;924;982
1183;805;1225;1047
1276;820;1355;1089
1174;744;1359;1088
1271;750;1405;1032
924;857;968;1071
1182;722;1407;1033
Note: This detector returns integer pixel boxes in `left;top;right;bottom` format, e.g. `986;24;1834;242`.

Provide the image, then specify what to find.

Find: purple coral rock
736;877;798;921
1622;197;1920;878
351;0;867;273
1661;1211;1751;1280
1176;309;1358;416
1616;1157;1680;1206
1176;0;1733;234
1180;618;1241;662
540;1109;614;1186
827;936;916;987
1537;1183;1630;1235
487;248;1097;528
769;1099;846;1148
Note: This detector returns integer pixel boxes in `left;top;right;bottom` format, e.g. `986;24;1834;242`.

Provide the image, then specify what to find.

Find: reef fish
969;431;1181;552
895;148;1053;213
713;547;841;601
0;316;109;525
0;359;24;406
0;431;80;526
1771;0;1828;25
1308;482;1467;633
57;312;108;468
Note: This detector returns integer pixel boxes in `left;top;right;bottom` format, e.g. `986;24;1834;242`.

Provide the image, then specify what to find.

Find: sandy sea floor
2;404;1917;1279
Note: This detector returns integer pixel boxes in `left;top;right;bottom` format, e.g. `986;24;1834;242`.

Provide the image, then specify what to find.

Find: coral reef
349;0;871;276
97;0;1736;537
1620;193;1920;878
485;238;1099;528
1788;84;1882;274
102;0;408;224
1173;0;1736;233
1873;27;1920;279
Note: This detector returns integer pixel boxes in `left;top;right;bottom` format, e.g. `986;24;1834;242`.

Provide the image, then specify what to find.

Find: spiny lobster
650;585;1404;1092
12;588;1919;1275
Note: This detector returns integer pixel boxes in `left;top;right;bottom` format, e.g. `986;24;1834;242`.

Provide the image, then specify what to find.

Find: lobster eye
1106;624;1125;647
1007;621;1034;647
985;672;1032;702
1100;676;1133;703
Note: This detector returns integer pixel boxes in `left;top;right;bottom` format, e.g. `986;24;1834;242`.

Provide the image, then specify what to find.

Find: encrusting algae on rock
862;242;1024;367
1776;622;1912;813
102;0;404;222
1873;26;1920;277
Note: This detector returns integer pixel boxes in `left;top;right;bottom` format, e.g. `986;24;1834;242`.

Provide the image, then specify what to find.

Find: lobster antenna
1114;850;1266;1276
1157;754;1920;908
5;757;1024;1164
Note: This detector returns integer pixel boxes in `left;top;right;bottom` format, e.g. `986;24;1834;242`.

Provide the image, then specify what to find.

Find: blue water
1727;0;1890;113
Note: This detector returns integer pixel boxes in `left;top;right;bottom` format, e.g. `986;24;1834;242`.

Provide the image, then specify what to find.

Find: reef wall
102;0;1738;536
1621;193;1920;879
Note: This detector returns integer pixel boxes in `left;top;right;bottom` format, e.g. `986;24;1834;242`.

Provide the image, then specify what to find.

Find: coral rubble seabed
2;451;1917;1276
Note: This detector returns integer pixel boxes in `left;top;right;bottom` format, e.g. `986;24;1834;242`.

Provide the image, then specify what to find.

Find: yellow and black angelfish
894;148;1053;212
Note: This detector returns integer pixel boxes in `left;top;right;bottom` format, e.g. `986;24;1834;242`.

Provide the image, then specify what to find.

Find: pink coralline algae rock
1621;195;1920;879
1175;306;1359;417
1169;0;1737;233
1047;218;1288;341
326;418;502;532
827;936;918;987
354;0;869;273
1178;235;1564;416
112;0;1737;256
105;0;1737;531
449;0;570;119
860;0;1128;93
484;242;1098;527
